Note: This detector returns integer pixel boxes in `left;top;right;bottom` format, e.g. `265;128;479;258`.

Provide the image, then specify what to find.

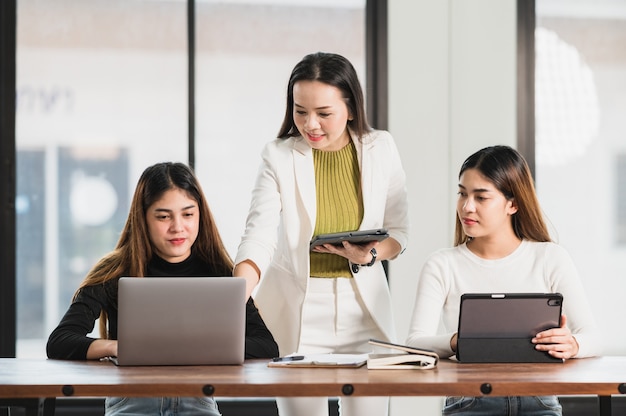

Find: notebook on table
456;293;564;363
366;339;439;370
114;276;246;366
268;353;369;368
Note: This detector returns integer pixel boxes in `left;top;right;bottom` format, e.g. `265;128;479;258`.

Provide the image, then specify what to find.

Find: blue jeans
442;396;562;416
105;397;221;416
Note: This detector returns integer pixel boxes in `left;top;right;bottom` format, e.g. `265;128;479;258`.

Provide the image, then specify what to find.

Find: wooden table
1;357;625;415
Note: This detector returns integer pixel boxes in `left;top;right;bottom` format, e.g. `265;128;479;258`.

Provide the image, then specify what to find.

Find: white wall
387;0;517;414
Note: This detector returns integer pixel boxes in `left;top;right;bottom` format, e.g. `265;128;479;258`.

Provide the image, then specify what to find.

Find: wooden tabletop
1;357;626;399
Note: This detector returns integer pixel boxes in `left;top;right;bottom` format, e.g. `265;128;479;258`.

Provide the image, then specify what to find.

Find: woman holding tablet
233;52;410;416
406;145;602;415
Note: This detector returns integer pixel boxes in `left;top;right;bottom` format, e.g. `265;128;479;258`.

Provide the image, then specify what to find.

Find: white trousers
276;277;389;416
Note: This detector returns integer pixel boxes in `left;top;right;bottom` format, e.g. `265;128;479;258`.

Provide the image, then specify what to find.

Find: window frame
0;0;387;357
0;0;17;358
517;0;536;177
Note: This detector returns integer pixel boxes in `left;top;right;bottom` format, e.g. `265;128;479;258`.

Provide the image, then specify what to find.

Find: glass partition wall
535;0;626;355
194;1;366;254
16;0;188;357
15;0;366;357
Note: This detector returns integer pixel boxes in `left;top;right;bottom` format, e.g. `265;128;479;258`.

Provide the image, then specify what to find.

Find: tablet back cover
456;293;563;363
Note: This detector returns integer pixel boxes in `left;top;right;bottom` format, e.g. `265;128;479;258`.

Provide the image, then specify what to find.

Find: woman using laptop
47;162;278;416
406;145;602;415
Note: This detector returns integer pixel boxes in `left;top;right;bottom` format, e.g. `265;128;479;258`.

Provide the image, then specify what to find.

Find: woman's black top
46;252;278;360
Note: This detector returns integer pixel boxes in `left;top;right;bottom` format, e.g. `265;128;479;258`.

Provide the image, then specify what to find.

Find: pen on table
272;355;305;362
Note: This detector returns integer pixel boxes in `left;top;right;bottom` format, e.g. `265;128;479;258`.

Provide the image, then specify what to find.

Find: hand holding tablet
309;228;389;250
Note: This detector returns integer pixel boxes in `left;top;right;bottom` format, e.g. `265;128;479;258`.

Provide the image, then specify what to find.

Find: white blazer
235;129;410;355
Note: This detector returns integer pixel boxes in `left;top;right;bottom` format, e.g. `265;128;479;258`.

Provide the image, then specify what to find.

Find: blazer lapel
355;134;376;227
292;138;316;233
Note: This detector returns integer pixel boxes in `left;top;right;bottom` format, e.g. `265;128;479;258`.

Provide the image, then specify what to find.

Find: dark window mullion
188;0;196;169
366;0;388;131
0;0;17;358
516;0;536;178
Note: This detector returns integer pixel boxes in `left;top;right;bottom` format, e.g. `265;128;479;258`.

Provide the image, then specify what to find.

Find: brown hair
77;162;233;337
454;145;551;246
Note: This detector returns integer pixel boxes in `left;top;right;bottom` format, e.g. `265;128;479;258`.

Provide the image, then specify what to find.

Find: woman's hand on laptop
532;314;580;360
86;339;118;360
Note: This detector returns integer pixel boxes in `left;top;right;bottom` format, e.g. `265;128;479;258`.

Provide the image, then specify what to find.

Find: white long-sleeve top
406;240;602;359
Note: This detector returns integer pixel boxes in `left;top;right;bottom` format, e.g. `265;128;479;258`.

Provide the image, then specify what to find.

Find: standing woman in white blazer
233;52;409;416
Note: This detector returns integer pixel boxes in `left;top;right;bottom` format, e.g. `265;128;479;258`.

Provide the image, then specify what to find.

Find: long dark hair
454;145;551;246
77;162;233;337
277;52;371;140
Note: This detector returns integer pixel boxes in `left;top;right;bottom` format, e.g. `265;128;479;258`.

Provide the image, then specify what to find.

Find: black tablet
309;228;389;250
456;292;564;363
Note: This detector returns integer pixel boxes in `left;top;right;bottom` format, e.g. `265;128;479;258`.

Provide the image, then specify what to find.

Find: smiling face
146;188;199;263
457;168;518;242
292;80;352;151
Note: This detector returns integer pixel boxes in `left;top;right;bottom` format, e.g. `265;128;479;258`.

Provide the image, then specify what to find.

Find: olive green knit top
310;141;363;278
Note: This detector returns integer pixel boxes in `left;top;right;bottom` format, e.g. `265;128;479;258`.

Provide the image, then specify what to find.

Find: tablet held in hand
309;229;389;250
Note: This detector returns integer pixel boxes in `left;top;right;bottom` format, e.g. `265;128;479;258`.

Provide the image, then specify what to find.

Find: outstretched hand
532;314;579;360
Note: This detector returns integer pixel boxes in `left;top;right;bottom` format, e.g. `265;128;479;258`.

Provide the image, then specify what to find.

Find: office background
1;0;625;415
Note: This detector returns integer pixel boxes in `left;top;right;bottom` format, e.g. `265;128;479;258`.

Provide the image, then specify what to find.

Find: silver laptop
115;276;246;366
